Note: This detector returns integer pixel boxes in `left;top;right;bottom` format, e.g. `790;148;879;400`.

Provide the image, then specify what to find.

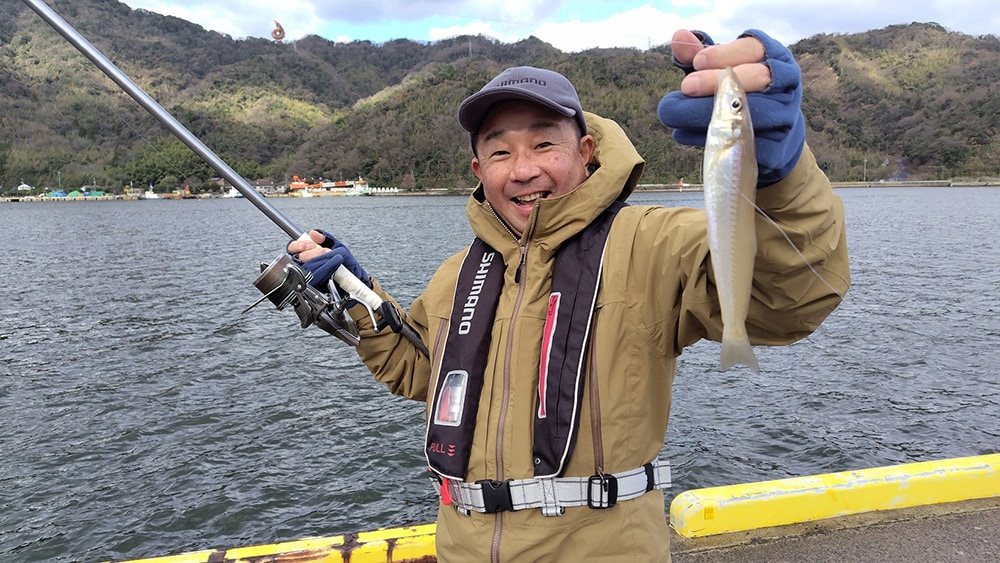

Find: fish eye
730;99;742;111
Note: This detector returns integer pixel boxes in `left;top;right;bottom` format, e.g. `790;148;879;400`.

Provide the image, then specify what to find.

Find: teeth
517;192;545;204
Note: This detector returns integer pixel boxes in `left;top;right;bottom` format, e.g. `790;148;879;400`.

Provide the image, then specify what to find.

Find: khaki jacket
352;112;850;562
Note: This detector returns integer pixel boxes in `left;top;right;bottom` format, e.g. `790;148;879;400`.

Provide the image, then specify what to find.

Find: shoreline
2;180;998;203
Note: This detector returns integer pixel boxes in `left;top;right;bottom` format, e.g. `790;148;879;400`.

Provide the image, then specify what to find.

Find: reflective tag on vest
434;370;469;427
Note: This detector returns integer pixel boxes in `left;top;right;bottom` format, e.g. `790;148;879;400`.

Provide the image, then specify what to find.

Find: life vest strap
432;459;671;516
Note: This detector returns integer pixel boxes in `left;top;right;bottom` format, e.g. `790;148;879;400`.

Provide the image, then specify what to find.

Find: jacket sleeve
346;278;433;401
677;144;850;349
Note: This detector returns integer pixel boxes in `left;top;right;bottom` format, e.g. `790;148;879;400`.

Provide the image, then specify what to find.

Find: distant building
211;176;278;195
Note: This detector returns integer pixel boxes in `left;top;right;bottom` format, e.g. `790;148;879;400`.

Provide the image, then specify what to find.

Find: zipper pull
514;245;527;284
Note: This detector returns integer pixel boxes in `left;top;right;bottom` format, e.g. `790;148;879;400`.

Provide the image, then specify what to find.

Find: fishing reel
245;253;370;346
246;253;429;356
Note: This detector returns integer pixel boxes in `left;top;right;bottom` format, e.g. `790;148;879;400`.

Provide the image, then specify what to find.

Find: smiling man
460;67;595;236
288;31;850;562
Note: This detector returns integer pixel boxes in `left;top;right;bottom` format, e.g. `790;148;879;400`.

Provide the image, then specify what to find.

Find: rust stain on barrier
198;530;438;563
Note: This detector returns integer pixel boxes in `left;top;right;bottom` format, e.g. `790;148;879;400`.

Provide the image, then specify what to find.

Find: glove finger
314;229;339;249
303;251;346;288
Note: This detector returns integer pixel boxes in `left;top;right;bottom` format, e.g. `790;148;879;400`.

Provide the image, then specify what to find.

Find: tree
125;138;211;187
400;169;416;191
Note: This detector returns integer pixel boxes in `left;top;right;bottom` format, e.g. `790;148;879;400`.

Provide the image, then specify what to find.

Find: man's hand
671;29;771;97
658;29;807;186
286;230;370;289
287;230;329;262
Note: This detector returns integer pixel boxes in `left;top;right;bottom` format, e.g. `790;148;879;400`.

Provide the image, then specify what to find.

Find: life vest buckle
476;479;514;513
587;473;618;509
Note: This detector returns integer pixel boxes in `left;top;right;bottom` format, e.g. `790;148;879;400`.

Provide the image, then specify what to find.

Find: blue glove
656;29;806;186
289;230;370;289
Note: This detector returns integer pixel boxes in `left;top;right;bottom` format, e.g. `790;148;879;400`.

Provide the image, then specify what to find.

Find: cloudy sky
120;0;996;51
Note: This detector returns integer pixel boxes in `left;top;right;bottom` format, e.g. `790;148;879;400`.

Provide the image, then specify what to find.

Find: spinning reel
245;254;365;346
245;254;426;356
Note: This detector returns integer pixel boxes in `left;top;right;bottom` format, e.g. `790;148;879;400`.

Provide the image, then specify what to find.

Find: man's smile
513;191;550;206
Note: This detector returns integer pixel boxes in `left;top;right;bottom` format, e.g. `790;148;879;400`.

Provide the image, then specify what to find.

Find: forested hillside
1;0;997;193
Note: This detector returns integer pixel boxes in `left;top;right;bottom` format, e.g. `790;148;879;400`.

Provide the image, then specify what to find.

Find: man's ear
471;157;483;183
580;134;596;166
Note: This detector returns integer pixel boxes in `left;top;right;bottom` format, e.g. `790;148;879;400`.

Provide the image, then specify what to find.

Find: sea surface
2;187;998;562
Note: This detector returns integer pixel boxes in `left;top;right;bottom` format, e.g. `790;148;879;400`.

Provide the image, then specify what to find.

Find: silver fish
704;67;760;372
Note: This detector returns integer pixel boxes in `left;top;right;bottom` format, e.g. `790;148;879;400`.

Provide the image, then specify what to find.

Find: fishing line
665;40;713;49
746;192;847;300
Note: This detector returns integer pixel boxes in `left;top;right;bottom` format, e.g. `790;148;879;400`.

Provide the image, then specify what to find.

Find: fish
703;67;760;372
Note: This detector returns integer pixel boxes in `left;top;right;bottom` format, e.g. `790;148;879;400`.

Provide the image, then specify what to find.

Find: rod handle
333;265;382;310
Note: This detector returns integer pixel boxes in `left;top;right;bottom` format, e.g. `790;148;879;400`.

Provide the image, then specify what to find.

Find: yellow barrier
102;523;437;563
106;454;1000;560
670;453;1000;538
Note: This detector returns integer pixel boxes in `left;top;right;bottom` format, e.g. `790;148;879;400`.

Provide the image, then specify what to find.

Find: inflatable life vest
426;202;625;480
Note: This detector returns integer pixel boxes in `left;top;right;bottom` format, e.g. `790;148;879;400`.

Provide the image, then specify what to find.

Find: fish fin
720;334;760;373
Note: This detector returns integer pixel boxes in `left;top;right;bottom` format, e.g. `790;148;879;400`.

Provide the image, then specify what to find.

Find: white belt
435;460;671;517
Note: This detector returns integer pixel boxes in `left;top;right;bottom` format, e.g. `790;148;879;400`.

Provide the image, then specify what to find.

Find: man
288;29;849;562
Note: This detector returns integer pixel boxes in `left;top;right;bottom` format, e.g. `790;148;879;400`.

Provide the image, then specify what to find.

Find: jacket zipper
490;242;528;563
487;203;533;563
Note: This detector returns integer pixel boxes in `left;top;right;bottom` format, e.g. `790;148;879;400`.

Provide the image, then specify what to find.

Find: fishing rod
22;0;428;356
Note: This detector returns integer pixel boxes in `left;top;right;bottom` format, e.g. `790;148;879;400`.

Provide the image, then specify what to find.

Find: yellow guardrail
670;453;1000;538
101;523;437;563
105;454;1000;560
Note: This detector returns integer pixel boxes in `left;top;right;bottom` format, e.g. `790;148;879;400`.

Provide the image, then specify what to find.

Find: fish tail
721;333;760;373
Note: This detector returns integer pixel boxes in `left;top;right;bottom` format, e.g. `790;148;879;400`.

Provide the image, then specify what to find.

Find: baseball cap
458;66;587;136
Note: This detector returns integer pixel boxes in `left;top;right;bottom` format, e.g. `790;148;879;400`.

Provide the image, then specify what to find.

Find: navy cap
458;66;587;136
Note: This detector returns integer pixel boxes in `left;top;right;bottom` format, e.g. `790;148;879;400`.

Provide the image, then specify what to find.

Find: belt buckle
587;474;618;509
476;479;514;513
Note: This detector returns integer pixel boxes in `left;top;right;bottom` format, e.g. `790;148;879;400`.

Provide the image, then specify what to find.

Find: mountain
1;0;998;193
795;23;1000;182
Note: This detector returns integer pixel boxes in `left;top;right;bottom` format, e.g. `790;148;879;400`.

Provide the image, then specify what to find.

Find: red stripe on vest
538;292;562;419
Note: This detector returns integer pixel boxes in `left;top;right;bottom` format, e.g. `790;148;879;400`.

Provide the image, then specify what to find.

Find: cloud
120;0;999;51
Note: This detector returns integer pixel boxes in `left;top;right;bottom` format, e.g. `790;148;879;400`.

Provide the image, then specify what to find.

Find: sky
117;0;998;52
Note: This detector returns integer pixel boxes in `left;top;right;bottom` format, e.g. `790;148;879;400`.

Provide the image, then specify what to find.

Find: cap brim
458;88;577;133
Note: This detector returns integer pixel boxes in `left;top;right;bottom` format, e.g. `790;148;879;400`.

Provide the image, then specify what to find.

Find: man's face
471;101;594;237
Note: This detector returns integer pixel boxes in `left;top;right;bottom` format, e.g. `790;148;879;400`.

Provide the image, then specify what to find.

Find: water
1;187;998;562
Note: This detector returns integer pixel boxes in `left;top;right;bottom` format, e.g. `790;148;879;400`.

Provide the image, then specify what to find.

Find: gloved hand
287;229;370;289
656;29;806;186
